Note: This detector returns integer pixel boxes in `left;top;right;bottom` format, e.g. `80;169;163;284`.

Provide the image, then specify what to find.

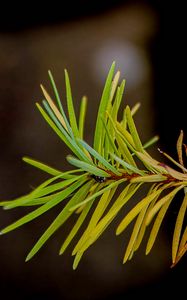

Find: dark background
0;1;186;299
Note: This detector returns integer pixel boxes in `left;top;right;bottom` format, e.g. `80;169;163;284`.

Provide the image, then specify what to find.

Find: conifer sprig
1;62;187;269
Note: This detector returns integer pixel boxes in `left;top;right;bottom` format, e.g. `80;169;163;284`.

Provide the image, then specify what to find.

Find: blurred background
0;0;186;299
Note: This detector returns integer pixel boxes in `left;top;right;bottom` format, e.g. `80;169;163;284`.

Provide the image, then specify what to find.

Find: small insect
91;175;106;183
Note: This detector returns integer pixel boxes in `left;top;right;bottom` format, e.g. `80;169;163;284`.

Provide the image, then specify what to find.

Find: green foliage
1;63;187;269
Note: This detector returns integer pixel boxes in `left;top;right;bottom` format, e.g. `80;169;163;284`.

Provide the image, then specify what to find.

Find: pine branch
1;62;187;270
